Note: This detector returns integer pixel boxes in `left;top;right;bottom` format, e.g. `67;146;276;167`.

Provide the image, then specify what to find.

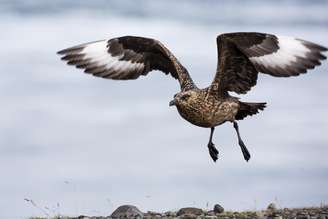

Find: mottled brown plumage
58;32;327;162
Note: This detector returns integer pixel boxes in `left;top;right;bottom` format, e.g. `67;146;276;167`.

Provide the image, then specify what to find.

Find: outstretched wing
57;36;195;91
210;32;327;94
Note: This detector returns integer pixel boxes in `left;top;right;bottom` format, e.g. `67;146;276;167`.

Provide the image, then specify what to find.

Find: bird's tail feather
235;101;266;120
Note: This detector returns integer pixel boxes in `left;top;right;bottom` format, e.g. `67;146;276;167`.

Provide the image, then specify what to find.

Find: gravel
30;204;328;219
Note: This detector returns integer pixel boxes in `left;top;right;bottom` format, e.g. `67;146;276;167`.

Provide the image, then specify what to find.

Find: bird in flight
57;32;327;162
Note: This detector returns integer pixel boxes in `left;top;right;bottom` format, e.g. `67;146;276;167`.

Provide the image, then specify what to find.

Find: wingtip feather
57;49;65;55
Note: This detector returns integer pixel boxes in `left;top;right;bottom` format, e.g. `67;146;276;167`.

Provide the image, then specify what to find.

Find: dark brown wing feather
210;32;327;95
58;36;195;91
235;101;267;120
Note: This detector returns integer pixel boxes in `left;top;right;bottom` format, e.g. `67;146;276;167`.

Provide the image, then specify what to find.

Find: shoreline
29;204;328;219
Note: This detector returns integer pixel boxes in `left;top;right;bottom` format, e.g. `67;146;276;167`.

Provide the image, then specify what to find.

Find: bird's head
169;90;198;108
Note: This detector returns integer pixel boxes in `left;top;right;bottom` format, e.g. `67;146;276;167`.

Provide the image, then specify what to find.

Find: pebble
213;204;224;214
110;205;143;218
176;207;203;216
267;203;277;211
31;204;328;219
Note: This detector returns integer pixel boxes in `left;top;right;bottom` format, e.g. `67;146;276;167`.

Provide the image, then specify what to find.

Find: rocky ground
30;203;328;219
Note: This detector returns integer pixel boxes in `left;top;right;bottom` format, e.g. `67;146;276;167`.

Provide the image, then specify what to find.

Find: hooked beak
169;99;176;107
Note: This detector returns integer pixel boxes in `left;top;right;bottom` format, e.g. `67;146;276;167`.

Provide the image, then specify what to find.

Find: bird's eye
181;94;190;100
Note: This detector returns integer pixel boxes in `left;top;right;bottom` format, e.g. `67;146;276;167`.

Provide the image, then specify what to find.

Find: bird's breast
176;99;239;128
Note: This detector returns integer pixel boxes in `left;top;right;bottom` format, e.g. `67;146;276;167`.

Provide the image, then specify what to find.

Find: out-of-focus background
1;0;328;218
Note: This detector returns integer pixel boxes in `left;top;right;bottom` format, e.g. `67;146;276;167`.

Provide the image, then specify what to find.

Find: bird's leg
233;121;251;162
208;127;219;162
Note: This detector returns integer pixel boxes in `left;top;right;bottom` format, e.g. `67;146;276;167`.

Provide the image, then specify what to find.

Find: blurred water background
0;0;328;218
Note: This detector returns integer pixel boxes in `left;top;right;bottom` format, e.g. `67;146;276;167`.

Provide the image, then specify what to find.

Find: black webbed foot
208;142;219;162
207;127;219;162
238;138;251;162
233;121;251;162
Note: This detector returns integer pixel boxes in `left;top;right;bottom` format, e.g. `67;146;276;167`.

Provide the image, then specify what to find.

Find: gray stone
177;207;203;216
206;210;215;216
177;213;198;219
213;204;224;214
296;214;310;219
205;216;218;219
273;216;282;219
146;211;162;216
111;205;143;218
267;203;277;211
164;211;176;217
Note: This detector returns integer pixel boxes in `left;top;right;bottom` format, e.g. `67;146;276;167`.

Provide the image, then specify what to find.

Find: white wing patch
250;36;310;68
58;40;145;79
81;40;144;74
